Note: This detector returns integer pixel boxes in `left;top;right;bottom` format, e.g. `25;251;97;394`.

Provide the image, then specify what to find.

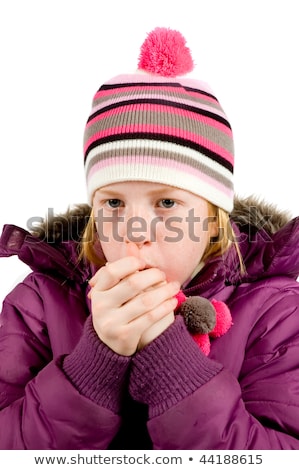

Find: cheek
100;240;122;263
93;216;121;263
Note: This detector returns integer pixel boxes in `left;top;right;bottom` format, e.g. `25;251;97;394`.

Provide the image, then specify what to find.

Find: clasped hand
88;251;180;356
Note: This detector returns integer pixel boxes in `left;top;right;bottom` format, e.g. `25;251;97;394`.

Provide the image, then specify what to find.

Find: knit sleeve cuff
62;316;131;413
129;315;223;418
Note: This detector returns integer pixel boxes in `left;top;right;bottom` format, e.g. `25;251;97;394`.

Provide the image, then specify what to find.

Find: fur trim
231;196;292;234
30;204;91;243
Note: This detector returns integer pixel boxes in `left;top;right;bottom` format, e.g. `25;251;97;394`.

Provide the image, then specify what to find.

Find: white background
0;0;298;301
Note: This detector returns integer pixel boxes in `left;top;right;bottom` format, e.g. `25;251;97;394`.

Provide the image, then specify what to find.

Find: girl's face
92;181;217;286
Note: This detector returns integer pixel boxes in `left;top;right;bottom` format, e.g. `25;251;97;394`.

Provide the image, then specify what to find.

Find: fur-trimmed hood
232;197;298;281
0;197;298;284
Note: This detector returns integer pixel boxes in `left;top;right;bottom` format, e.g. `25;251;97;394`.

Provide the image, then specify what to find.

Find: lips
143;264;156;270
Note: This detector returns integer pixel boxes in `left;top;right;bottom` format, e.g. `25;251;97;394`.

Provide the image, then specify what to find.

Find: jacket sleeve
0;280;130;450
129;291;299;450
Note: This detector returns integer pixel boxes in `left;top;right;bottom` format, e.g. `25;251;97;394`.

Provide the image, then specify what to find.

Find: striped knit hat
84;27;234;212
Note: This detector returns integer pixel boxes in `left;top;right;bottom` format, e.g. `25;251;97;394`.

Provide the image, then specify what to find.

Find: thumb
125;242;140;258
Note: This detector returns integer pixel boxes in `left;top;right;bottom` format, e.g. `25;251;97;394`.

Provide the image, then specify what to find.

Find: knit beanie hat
84;27;234;212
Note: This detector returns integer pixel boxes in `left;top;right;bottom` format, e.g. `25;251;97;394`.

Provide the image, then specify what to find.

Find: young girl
0;27;298;450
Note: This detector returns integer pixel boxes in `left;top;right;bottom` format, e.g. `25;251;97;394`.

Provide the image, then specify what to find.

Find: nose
119;206;153;245
123;215;151;245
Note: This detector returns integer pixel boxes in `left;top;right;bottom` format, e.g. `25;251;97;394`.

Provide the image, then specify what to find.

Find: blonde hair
80;204;245;273
79;209;105;267
202;202;245;273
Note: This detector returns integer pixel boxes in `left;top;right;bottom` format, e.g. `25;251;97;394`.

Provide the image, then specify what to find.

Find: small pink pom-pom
192;333;210;356
138;27;194;77
210;299;233;338
175;290;187;308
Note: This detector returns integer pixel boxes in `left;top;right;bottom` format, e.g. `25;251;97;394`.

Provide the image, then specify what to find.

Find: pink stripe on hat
84;124;233;166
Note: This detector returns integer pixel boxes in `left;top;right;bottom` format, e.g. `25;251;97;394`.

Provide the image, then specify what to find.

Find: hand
125;242;178;351
88;252;180;356
137;310;175;351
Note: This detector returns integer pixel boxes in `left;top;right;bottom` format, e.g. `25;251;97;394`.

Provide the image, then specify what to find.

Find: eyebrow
97;189;124;197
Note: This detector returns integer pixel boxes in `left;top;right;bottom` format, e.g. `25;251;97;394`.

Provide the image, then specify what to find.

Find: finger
130;297;178;333
120;280;180;322
89;255;145;290
90;266;168;311
89;242;142;288
107;267;168;306
125;242;140;258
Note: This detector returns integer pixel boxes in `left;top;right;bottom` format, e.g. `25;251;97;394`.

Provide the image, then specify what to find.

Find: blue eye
107;199;122;208
159;199;176;209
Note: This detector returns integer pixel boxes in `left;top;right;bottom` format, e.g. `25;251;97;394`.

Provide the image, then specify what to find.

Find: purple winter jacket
0;198;299;450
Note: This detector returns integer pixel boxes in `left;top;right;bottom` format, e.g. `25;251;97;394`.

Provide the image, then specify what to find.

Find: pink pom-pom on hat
138;27;194;77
